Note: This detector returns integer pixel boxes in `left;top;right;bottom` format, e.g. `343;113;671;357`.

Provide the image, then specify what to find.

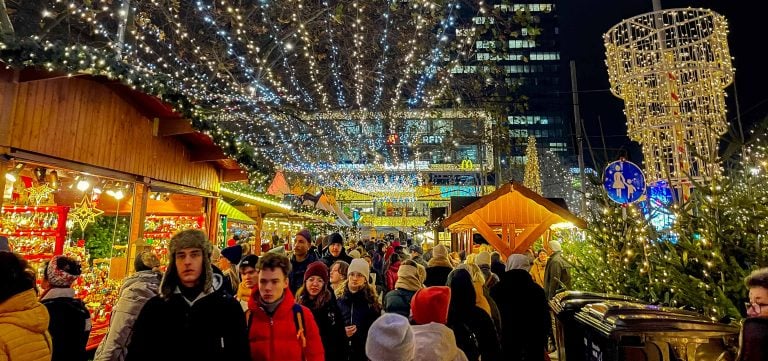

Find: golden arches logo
459;159;474;171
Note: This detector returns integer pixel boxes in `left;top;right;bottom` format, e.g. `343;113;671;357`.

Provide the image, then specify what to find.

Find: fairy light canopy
0;0;522;181
604;8;734;187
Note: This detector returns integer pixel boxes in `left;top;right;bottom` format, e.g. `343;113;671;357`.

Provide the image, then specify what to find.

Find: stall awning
442;182;586;259
218;200;256;224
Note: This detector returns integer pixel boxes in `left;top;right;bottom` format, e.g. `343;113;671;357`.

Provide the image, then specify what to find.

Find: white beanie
348;258;370;280
366;313;415;361
349;249;361;259
475;251;491;266
432;244;449;259
549;240;562;252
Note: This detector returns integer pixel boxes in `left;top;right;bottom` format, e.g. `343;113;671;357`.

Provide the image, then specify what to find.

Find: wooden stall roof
0;66;248;192
218;199;256;225
442;182;586;259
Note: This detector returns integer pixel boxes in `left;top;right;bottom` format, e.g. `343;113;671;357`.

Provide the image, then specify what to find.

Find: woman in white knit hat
336;258;382;361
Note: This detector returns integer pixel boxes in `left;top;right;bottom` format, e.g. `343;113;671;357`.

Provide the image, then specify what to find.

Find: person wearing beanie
348;249;361;259
475;251;500;289
336;258;382;361
530;249;548;288
236;255;259;310
543;240;571;300
491;254;549;361
322;232;353;267
248;253;325;361
289;229;320;295
0;251;53;361
40;255;91;361
384;260;426;318
446;269;501;361
296;261;348;361
410;287;468;361
95;252;162;361
220;245;244;296
126;230;250;361
425;244;454;287
365;313;414;361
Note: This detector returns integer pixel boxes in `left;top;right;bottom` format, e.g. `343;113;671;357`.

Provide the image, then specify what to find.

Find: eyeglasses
745;302;768;314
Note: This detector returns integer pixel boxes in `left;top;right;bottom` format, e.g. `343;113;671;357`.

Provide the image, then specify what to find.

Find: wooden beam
511;214;560;254
221;169;248;182
154;117;195;137
189;147;228;162
0;69;19;147
468;213;513;259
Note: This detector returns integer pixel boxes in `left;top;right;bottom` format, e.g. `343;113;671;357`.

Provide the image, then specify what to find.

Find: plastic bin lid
575;301;739;336
549;291;644;314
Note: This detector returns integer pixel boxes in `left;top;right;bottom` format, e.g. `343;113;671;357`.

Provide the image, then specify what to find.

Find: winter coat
40;288;91;361
543;252;571;300
447;270;501;361
125;289;250;361
425;258;453;287
247;290;324;361
372;250;385;274
0;289;52;361
411;255;428;268
289;252;319;295
490;269;549;361
479;265;500;290
413;322;469;361
94;270;161;361
530;258;547;288
298;291;348;361
383;288;416;318
336;286;381;361
322;250;353;268
385;261;401;291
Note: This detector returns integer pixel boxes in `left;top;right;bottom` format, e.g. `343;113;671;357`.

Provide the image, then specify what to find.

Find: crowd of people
1;229;767;361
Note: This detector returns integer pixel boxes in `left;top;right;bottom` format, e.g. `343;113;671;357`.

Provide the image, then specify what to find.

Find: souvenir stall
0;69;247;350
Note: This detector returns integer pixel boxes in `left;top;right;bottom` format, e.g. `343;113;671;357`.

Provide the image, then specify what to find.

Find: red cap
411;286;451;325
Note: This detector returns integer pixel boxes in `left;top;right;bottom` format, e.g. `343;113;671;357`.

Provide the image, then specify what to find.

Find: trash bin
549;291;644;361
574;301;739;361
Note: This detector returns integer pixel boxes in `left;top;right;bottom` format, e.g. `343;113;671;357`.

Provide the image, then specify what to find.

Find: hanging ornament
69;195;104;233
24;184;55;205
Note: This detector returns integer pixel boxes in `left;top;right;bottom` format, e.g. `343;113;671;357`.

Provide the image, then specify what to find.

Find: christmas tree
524;136;542;194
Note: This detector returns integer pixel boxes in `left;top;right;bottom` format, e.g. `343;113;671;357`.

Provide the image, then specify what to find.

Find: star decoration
69;195;104;233
24;184;55;205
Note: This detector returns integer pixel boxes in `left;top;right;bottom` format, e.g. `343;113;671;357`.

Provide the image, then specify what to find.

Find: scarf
259;293;286;315
473;282;492;317
394;264;425;291
428;257;453;268
40;287;75;301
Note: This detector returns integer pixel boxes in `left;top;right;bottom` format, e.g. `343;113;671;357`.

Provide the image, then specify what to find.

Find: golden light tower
604;8;734;189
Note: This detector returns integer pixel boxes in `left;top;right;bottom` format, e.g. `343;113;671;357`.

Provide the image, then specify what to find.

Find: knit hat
411;286;451;325
349;249;361;259
46;255;81;287
475;251;491;267
221;245;243;264
239;255;259;270
506;254;532;272
409;244;423;255
549;240;562;252
328;233;344;246
366;313;415;361
160;229;213;298
347;258;370;280
304;261;329;284
134;251;161;272
432;244;448;259
296;229;312;244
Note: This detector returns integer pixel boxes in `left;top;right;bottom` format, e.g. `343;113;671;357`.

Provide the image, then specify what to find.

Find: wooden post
205;197;219;244
127;183;148;273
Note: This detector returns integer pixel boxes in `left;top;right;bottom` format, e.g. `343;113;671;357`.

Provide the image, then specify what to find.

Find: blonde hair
465;253;476;265
456;263;485;285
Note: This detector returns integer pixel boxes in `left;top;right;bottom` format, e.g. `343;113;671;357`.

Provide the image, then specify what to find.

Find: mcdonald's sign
459;159;474;171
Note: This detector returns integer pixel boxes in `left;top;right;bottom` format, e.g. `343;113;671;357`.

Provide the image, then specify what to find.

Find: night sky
558;0;768;165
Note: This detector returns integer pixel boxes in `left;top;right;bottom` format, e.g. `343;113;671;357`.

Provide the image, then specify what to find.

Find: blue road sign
603;160;646;204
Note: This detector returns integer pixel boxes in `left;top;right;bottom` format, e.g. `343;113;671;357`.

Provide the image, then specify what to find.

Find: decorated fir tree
524;136;542;194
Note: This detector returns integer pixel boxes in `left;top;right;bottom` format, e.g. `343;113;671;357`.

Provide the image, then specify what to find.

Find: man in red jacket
248;252;325;361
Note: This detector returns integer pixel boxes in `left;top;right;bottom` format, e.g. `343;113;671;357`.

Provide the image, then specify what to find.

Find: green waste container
550;291;643;361
574;301;739;361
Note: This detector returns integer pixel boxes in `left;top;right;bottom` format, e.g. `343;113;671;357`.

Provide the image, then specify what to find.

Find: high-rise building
454;1;573;173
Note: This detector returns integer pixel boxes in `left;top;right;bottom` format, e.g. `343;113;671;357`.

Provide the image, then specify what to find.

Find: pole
116;0;131;59
570;60;587;214
733;77;746;158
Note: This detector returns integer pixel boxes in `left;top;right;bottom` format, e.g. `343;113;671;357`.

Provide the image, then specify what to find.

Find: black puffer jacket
336;285;380;361
41;291;91;361
490;270;549;361
322;249;353;268
447;269;501;361
299;290;349;361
